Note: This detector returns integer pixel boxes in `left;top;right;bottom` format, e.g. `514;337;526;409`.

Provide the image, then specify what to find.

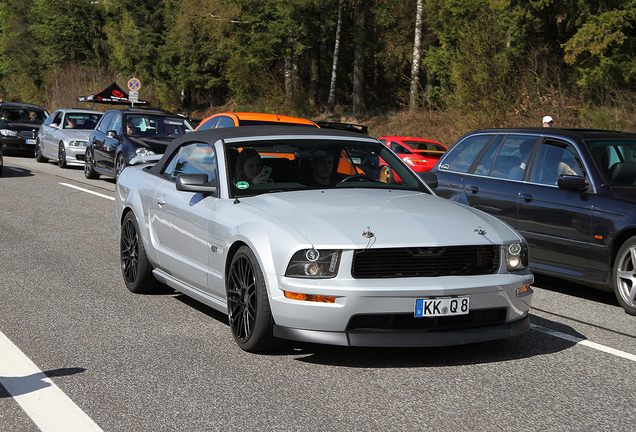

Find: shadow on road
172;293;583;367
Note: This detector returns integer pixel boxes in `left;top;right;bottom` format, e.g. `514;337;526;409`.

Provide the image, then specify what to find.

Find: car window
97;112;115;133
530;140;583;185
110;113;123;135
51;112;64;127
588;139;636;185
393;144;411;154
197;116;220;131
487;135;536;179
162;143;218;183
216;116;235;128
439;134;494;173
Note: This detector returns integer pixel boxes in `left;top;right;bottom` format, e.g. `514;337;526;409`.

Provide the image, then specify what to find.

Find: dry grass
37;63;636;146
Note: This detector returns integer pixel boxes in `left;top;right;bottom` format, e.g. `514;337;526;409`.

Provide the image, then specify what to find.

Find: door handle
521;193;533;202
156;195;166;206
467;186;479;194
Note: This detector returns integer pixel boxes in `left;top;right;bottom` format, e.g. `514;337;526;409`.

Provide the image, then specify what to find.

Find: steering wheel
339;174;375;183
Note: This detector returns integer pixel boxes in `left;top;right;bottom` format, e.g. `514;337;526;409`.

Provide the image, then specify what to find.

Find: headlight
505;243;528;271
285;249;342;278
68;140;88;147
1;129;18;137
135;148;155;157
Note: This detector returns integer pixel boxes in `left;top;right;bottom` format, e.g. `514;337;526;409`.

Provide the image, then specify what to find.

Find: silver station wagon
115;126;534;352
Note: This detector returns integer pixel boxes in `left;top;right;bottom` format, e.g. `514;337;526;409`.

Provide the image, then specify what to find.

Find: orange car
194;112;318;131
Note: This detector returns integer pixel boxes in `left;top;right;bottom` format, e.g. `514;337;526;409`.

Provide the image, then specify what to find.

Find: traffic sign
129;91;139;103
128;78;141;92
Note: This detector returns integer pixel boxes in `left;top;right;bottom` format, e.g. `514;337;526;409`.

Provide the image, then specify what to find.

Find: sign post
127;78;141;107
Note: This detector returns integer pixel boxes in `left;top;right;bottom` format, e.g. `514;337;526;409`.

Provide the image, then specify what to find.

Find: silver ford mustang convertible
115;126;534;352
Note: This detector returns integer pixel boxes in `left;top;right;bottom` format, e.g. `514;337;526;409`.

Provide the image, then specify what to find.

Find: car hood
2;121;42;131
62;129;93;140
241;189;521;248
128;136;172;153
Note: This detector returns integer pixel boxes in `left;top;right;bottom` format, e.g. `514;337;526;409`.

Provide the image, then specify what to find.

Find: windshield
65;113;102;130
0;107;47;123
588;139;636;186
226;138;429;197
125;115;193;138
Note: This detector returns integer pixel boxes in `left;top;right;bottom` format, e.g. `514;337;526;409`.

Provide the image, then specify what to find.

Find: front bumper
267;272;534;347
2;137;37;150
64;145;87;166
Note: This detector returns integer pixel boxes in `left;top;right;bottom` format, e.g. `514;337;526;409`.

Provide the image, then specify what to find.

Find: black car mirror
557;174;588;191
107;130;120;139
176;173;217;195
418;171;438;189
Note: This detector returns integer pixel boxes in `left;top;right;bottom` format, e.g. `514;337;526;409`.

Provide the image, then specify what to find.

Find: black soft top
148;125;377;175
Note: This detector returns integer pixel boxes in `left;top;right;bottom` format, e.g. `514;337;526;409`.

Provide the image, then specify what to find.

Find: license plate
415;297;469;317
26;139;36;145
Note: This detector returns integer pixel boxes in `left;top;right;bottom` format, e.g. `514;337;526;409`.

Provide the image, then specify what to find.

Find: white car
36;108;103;168
115;126;534;352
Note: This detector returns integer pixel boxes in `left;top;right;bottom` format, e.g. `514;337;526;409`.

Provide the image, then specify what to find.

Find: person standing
542;116;554;127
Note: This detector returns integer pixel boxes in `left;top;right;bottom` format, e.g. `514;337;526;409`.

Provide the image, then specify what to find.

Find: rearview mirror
176;173;217;195
557;174;588;191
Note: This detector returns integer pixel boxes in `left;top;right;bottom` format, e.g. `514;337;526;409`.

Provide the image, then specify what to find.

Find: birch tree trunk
353;2;366;118
327;0;342;111
409;0;424;113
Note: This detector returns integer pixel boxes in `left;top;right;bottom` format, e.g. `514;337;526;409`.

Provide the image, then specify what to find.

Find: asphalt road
1;153;635;432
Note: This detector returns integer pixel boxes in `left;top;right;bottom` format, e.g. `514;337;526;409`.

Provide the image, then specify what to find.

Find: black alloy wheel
116;153;127;179
120;212;157;294
35;140;47;163
84;148;99;179
58;142;67;168
226;246;281;352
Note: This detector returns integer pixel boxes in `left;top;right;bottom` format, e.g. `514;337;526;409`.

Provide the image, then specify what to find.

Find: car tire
226;246;282;352
35;140;48;163
612;237;636;315
84;148;99;179
116;153;126;179
120;212;158;294
58;142;67;168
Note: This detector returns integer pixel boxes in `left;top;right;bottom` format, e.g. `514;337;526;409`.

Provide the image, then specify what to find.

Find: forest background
1;0;635;146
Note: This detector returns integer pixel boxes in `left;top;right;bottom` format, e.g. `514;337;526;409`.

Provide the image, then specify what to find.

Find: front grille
346;308;507;332
351;245;499;278
20;131;36;139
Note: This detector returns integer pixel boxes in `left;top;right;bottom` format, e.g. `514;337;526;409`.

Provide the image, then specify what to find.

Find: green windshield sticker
236;181;249;190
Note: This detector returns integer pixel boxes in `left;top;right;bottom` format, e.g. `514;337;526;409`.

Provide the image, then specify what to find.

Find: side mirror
106;130;120;139
176;173;217;195
557;174;588;191
418;171;438;189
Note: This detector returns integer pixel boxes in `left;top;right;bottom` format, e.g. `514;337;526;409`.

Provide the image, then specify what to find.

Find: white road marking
0;331;103;431
532;324;636;362
59;182;115;201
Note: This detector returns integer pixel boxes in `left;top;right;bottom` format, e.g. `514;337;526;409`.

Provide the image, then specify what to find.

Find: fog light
508;256;522;268
284;291;336;303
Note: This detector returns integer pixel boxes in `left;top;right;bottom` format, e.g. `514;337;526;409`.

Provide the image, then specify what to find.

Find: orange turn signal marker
517;285;531;296
284;291;336;303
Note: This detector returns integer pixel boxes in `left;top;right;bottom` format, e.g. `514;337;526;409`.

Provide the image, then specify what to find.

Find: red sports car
377;136;447;183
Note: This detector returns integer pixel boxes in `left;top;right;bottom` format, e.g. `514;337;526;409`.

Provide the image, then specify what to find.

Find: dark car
430;127;636;315
84;108;193;179
0;102;49;153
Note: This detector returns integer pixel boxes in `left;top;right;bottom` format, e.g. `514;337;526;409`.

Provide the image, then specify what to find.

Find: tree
409;0;423;112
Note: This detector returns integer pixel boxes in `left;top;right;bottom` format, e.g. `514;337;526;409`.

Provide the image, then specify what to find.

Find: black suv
84;108;193;179
431;127;636;315
0;102;49;153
